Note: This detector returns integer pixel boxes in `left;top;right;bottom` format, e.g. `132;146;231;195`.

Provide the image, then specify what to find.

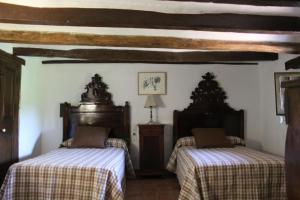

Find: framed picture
138;72;167;95
274;72;300;115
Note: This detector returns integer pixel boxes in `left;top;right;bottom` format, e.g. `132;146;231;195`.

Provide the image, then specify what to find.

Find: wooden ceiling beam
1;30;300;54
161;0;300;7
42;60;258;65
0;3;299;33
285;56;300;70
13;47;278;63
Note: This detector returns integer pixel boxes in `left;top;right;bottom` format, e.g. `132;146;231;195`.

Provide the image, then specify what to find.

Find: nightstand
138;124;165;176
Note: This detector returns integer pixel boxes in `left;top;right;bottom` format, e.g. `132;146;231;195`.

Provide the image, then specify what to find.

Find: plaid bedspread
0;139;134;200
167;137;286;200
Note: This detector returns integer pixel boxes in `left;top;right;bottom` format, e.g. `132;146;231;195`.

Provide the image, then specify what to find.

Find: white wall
19;57;44;159
258;54;300;156
0;44;43;159
27;62;260;168
3;43;294;166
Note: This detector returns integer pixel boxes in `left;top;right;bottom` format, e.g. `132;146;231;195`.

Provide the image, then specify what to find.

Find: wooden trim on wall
0;49;25;66
1;30;300;54
160;0;300;7
0;3;300;32
41;59;259;65
13;47;278;63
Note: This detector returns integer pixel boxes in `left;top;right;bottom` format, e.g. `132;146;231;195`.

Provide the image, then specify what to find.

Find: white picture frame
138;72;167;95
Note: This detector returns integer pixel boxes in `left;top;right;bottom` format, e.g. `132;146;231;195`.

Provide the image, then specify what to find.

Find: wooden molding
41;59;258;65
1;30;300;54
285;56;300;70
13;47;278;63
161;0;300;7
0;49;25;66
0;3;300;32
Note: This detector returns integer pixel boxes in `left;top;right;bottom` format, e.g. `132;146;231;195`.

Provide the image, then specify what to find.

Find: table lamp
144;94;157;124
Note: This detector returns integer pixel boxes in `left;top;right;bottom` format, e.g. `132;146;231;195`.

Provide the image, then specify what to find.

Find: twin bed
0;74;134;200
167;72;286;200
0;73;286;200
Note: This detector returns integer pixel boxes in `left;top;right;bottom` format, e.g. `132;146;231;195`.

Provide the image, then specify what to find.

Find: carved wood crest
81;74;113;104
187;72;232;111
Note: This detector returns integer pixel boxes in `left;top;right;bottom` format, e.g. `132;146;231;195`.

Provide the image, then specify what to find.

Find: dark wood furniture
0;50;24;184
139;124;165;175
173;72;244;144
282;79;300;200
60;74;130;144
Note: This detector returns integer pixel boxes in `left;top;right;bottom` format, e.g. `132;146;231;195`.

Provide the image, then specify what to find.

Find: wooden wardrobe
0;50;24;184
282;79;300;200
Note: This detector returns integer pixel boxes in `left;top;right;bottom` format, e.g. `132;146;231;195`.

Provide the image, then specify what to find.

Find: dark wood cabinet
282;79;300;200
139;124;164;175
0;50;24;184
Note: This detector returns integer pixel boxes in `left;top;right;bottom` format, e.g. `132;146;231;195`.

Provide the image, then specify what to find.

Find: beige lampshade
144;95;157;108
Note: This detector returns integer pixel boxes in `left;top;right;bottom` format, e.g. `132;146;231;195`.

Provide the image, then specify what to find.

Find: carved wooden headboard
173;72;244;145
60;74;130;144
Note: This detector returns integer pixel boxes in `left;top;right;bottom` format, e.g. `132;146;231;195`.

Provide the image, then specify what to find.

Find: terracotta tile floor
125;178;180;200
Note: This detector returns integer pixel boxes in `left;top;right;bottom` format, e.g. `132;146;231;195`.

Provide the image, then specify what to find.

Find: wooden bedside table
138;124;165;176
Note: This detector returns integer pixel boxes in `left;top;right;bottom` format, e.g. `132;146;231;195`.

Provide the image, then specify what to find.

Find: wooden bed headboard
60;74;130;144
173;72;244;145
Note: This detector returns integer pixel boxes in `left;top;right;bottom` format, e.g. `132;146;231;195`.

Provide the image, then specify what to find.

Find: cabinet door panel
139;125;164;172
0;63;21;184
141;135;161;169
285;87;300;200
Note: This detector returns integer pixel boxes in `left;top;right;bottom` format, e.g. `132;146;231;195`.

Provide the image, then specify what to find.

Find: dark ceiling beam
0;3;300;33
161;0;300;7
2;30;300;54
41;59;258;65
13;47;278;63
285;56;300;70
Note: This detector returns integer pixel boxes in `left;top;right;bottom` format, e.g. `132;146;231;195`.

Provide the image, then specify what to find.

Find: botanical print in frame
274;72;300;115
138;72;167;95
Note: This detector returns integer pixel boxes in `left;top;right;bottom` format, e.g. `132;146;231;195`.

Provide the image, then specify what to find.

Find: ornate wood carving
187;72;233;111
60;74;130;143
173;72;244;145
191;72;226;103
81;74;113;104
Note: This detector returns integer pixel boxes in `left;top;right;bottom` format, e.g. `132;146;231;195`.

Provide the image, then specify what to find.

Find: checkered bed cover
167;137;286;200
0;139;134;200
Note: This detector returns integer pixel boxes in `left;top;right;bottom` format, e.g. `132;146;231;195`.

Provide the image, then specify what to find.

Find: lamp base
147;120;158;125
147;106;157;124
